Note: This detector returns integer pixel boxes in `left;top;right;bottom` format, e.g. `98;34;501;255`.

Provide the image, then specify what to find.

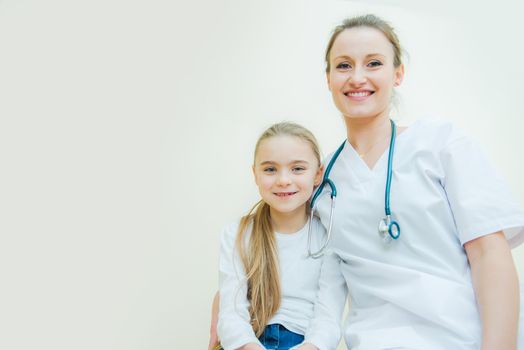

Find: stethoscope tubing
385;119;396;216
307;195;335;259
307;119;400;258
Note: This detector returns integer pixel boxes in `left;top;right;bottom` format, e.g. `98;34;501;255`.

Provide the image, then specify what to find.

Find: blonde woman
307;14;524;350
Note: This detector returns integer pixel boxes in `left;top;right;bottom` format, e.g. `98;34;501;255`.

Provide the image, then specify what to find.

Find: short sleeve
440;135;524;247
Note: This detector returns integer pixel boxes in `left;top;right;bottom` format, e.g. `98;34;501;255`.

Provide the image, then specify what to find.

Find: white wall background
1;0;523;349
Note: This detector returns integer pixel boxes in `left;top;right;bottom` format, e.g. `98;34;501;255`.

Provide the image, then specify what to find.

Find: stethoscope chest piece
378;215;401;244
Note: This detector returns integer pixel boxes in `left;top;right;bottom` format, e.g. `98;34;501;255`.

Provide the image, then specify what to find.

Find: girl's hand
294;343;319;350
239;343;265;350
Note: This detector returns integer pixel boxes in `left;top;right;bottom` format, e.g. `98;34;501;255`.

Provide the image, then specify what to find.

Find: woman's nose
349;67;367;85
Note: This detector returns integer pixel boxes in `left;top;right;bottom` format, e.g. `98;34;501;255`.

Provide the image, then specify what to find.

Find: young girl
214;122;345;350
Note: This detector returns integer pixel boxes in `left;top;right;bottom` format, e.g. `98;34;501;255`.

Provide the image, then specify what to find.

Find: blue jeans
259;324;304;350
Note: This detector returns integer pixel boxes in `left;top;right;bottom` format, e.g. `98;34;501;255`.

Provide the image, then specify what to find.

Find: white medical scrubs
314;119;524;350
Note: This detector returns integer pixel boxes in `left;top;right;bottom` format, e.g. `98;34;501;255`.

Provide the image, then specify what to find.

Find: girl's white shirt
314;118;524;350
217;216;346;350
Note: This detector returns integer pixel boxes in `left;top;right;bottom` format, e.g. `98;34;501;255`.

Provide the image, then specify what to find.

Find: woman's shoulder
405;118;470;150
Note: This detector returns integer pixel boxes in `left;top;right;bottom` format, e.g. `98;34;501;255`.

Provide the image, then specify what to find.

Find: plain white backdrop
1;0;523;349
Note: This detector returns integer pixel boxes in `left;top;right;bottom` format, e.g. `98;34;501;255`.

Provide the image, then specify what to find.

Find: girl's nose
276;172;292;186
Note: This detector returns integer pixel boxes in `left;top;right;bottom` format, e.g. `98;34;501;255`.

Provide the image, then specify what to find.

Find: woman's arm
465;231;519;350
298;252;348;350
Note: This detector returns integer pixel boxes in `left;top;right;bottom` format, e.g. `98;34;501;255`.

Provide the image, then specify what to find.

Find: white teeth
276;192;296;197
348;91;370;97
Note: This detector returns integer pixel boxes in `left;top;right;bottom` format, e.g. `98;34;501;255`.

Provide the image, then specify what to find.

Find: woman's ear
394;64;404;87
326;72;332;91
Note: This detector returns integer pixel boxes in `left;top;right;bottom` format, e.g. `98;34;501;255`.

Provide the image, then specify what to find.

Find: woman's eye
336;62;351;70
368;60;383;68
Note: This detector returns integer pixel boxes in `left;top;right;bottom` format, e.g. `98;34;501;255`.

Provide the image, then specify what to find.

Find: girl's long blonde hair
213;122;320;350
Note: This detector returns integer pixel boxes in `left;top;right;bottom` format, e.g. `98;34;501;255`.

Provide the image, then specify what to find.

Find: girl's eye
292;167;306;172
263;167;276;173
336;62;351;70
368;60;383;68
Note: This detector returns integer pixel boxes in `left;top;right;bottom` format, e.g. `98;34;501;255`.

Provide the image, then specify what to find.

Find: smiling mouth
274;192;298;197
344;90;374;97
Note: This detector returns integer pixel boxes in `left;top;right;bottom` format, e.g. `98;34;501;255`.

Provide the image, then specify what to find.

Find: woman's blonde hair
238;122;321;335
324;14;403;73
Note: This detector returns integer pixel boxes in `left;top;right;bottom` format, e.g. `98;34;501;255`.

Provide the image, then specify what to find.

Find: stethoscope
307;119;401;258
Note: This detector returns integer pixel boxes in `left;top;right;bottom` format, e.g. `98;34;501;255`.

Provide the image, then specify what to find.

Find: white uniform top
217;217;345;350
314;119;524;350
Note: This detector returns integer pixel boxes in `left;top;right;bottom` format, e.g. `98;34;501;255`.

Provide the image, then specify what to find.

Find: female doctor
302;14;524;350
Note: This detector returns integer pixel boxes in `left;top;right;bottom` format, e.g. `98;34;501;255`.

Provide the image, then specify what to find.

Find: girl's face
327;27;404;120
253;135;322;218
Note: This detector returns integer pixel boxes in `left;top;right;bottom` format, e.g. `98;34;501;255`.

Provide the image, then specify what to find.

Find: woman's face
327;27;404;121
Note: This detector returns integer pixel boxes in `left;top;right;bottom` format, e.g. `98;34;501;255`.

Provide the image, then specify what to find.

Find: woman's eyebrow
333;55;353;61
334;53;386;60
366;53;386;59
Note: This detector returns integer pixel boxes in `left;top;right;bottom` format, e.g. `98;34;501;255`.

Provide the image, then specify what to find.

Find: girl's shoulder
220;218;253;247
221;220;240;238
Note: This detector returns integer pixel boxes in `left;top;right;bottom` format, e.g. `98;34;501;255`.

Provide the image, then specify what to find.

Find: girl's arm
209;292;264;350
217;225;265;350
209;290;264;350
208;292;219;350
465;231;519;350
